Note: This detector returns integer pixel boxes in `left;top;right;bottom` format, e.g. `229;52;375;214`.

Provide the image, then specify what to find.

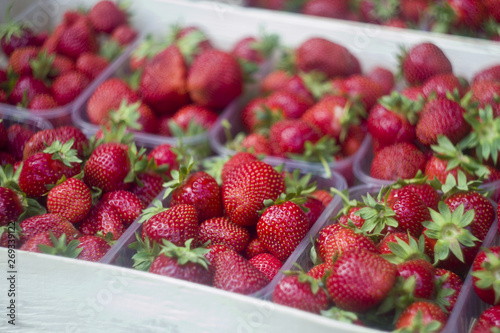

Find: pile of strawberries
85;25;277;140
129;152;334;295
246;0;500;41
365;42;500;199
0;1;137;110
225;37;389;178
272;176;497;331
0;118;185;262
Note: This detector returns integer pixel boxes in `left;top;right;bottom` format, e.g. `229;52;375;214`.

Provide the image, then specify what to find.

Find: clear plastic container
261;183;499;333
102;167;347;297
353;135;500;202
0;104;53;131
0;0;142;127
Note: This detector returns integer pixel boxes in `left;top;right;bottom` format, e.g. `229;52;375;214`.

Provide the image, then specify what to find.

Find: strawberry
434;268;462;312
402;86;425;101
7;124;34;161
204;243;231;266
222;160;285;227
303;197;325;229
416;97;470;146
231;34;278;64
257;199;310;261
397;259;436;299
106;100;159;134
213;249;270;294
471;246;500;305
51;70;90;106
101;190;144;226
269;119;321;157
76;53;109;80
279;74;316;105
394;179;441;211
169;104;218;133
400;42;453;86
187;49;243;110
19;213;80;242
220;152;257;184
19;140;82;197
422;73;466;99
470;80;500;116
129;172;164;207
377;232;416;255
0;187;23;227
367;66;395;95
425;156;471;185
87;78;140;125
241;97;277;132
8;76;50;106
301;0;350;19
261;70;291;95
78;203;124;240
473;65;500;84
244;237;269;259
266;90;313;119
140;45;189;116
148;239;212;286
295;38;361;79
76;235;111;262
471;305;500;333
338;75;385;111
0;5;37;56
8;46;39;76
198;217;250;253
19;230;71;254
28;94;58;110
307;263;332;280
434;0;486;31
88;0;127;34
248;253;282;281
140;201;198;246
50;54;76;77
311;189;333;206
0;153;15;166
394;301;447;332
147;144;178;176
57;17;98;60
400;0;430;23
273;270;330;314
326;249;397;313
23;126;88;160
370;142;427;181
240;133;272;155
47;177;91;224
111;24;137;46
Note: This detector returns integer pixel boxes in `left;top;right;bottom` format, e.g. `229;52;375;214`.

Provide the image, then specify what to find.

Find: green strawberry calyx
162;156;195;199
176;29;207;66
283;169;317;197
201;156;229;185
129;233;161;271
378;91;423;126
30;51;56;82
108;100;143;132
330;187;364;222
249;30;280;59
321;307;360;325
382;234;430;265
433;272;456;313
355;192;399;235
463;105;500;166
337;100;367;143
431;171;483;199
159;238;211;270
275;47;296;74
287;136;339;179
371;0;400;22
429;1;457;34
100;39;122;61
124;143;150;186
391;171;429;188
0;4;30;42
137;198;168;224
282;263;322;295
222;119;247;151
168;118;207;138
0;222;23;241
299;71;331;101
377;275;416;319
393;308;444;333
423;202;479;264
254;105;285;133
38;231;83;258
43;139;82;167
131;33;170;63
261;192;309;214
471;248;500;305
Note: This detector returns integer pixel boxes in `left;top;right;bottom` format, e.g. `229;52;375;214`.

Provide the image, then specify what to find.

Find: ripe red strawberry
141;203;198;246
47;177;91;224
377;232;416;255
147;144;178;176
370;142;427;181
23;126;88;160
198;217;250;253
19;230;67;253
241;97;268;132
397;259;436;299
257;200;309;261
303;197;325;229
204;243;231;266
51;70;90;106
438;0;486;30
8;76;50;106
326;249;397;312
416;97;470;146
101;190;144;226
28;94;58;110
470;80;500;116
367;66;395;95
338;206;366;229
111;24;137;46
104;100;159;134
471;305;500;333
261;70;291;95
400;0;430;23
338;75;385;111
231;36;272;64
395;301;447;331
386;187;431;237
50;54;75;77
269;119;321;157
273;273;330;314
78;203;124;240
434;268;462;312
301;0;349;19
473;65;500;84
266;90;313;119
148;239;212;285
295;38;361;79
57;17;98;60
220;152;257;184
170;104;218;132
241;133;272;155
76;235;111;262
7;124;34;161
84;142;131;193
471;246;500;305
88;0;127;34
0;187;23;227
19;213;80;242
222;160;285;227
140;45;189;116
76;53;109;80
8;46;39;76
245;237;269;259
401;86;425;101
129;172;164;207
399;182;441;211
213;249;270;295
0;7;37;56
248;253;282;281
311;189;333;206
422;73;466;99
400;43;453;86
87;78;140;125
187;49;243;110
307;262;332;280
425;155;472;184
